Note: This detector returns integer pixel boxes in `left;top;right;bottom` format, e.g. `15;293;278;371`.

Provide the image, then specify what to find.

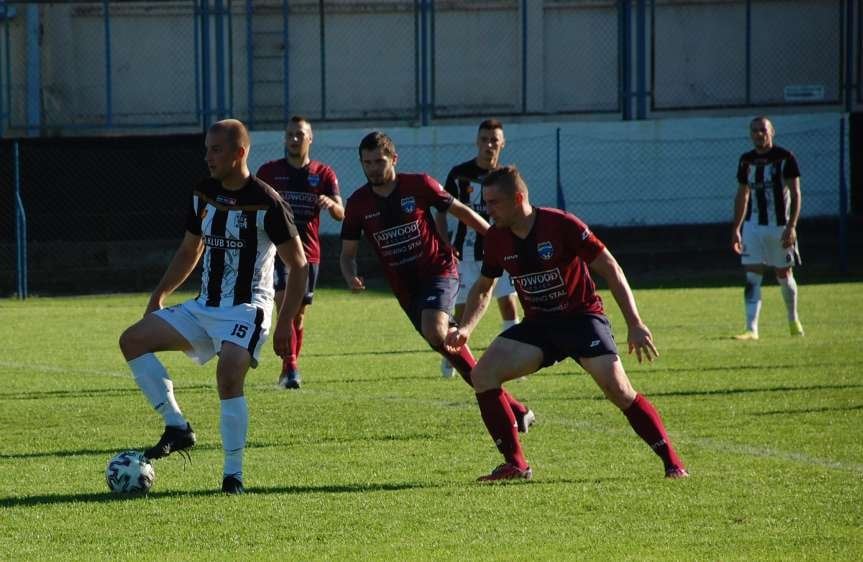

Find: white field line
6;360;862;474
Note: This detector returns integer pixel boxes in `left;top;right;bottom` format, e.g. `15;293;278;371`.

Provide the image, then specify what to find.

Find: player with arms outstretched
119;119;308;494
257;115;344;388
446;165;687;481
340;132;535;431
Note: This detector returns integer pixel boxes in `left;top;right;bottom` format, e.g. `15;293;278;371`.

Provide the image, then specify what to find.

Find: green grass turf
0;282;861;560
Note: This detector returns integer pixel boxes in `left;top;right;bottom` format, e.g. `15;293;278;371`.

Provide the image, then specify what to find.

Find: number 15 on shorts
230;323;249;338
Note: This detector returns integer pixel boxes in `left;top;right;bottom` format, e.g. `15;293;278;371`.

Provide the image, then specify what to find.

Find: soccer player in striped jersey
446;166;687;481
340;132;535;433
257;115;344;389
435;119;520;379
119;119;308;494
732;116;804;340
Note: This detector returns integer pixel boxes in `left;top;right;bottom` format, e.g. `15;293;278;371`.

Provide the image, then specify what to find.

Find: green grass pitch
1;282;861;560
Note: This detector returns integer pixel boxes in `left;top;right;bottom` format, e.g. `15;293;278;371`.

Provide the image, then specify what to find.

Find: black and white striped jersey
186;175;298;308
736;145;801;227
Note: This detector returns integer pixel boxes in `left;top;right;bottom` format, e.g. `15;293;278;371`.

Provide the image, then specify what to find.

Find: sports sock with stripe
128;353;187;428
622;394;683;471
220;396;248;482
778;274;799;322
744;271;763;333
475;388;528;470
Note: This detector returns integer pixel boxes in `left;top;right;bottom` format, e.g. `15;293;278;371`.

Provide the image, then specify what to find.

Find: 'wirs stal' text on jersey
187;176;298;308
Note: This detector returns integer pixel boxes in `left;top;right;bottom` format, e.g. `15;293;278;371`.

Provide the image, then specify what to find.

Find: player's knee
470;364;499;392
118;326;144;359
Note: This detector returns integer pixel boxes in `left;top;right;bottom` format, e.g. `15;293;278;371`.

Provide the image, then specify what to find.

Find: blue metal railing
14;140;27;299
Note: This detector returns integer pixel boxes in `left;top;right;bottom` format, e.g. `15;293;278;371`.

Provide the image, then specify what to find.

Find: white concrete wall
249;112;847;232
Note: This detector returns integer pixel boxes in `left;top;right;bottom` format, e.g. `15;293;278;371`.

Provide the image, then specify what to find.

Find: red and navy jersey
256;158;339;263
185;175;298;308
481;207;605;318
341;173;456;300
444;159;491;262
736;145;800;227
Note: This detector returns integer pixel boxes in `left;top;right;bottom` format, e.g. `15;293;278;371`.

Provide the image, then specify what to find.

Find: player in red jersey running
257;116;344;389
340;132;535;431
446;165;687;482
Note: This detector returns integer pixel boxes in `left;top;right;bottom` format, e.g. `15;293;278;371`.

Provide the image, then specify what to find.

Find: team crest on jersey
234;214;248;229
537;241;554;260
216;194;237;206
401;196;416;214
308;174;320;187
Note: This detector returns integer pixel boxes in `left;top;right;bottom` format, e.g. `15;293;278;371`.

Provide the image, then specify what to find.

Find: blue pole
635;0;646;119
420;0;429;126
194;0;201;126
845;0;853;112
201;0;211;129
745;0;751;105
4;14;11;132
319;0;326;119
521;0;527;114
103;0;112;127
14;141;27;299
283;0;289;126
414;0;420;120
215;0;226;121
839;116;848;274
619;0;631;120
555;128;565;211
246;0;254;128
429;0;435;117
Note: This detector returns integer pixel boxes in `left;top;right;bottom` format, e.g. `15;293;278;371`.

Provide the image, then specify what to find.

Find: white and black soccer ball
105;451;155;494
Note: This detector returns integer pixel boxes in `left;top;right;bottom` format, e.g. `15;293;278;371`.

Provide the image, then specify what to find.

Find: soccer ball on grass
106;451;155;494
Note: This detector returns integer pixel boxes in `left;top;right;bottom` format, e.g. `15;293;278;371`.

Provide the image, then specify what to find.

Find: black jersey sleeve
264;199;299;245
783;151;801;179
186;195;203;235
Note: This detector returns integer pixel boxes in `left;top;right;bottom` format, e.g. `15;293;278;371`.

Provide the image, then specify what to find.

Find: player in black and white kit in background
731;116;804;340
435;120;520;378
119;119;308;494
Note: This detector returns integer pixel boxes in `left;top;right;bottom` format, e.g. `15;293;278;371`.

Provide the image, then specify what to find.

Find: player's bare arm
588;248;659;364
319;194;345;222
273;236;308;358
145;231;204;316
732;183;750;255
782;177;801;248
444;274;496;353
339;239;366;292
447;199;490;236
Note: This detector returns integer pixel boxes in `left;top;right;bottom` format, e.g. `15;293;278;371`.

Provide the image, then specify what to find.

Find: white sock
501;318;519;331
778;275;799;322
220;396;248;482
744;272;763;333
128;354;187;427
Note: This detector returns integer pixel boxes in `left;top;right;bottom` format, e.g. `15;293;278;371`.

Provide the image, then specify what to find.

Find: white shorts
153;299;270;368
741;223;800;269
456;260;516;305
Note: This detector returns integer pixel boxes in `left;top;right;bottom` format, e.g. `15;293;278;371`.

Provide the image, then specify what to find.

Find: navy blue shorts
274;259;319;305
499;313;618;368
401;275;459;333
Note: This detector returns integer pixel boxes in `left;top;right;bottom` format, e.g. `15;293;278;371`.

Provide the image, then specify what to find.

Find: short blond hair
209;119;250;150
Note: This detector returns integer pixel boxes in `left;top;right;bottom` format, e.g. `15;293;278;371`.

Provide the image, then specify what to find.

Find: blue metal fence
0;0;856;135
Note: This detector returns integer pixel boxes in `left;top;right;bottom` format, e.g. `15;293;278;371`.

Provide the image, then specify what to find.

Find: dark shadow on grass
0;482;431;508
646;383;863;398
0;384;214;401
752;404;863;416
302;346;489;358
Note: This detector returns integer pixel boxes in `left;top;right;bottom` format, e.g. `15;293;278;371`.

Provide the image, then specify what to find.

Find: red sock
293;321;304;366
475;389;527;469
435;343;528;416
283;322;299;373
622;394;683;471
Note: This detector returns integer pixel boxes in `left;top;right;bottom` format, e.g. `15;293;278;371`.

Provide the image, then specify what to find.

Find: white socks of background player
128;353;187;428
220;396;248;482
778;275;800;321
501;318;519;331
744;272;763;333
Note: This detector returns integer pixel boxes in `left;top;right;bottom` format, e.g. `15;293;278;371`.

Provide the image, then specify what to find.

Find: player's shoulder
448;158;478;177
193;176;219;196
771;145;796;159
399;172;444;191
738;148;758;162
346;183;372;204
247;175;284;205
538;207;590;231
256;158;284;175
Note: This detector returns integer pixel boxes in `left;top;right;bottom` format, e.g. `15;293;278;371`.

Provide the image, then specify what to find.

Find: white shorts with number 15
153;299;270;368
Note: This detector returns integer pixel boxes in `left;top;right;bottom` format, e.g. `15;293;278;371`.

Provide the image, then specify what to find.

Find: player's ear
391;152;398;166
